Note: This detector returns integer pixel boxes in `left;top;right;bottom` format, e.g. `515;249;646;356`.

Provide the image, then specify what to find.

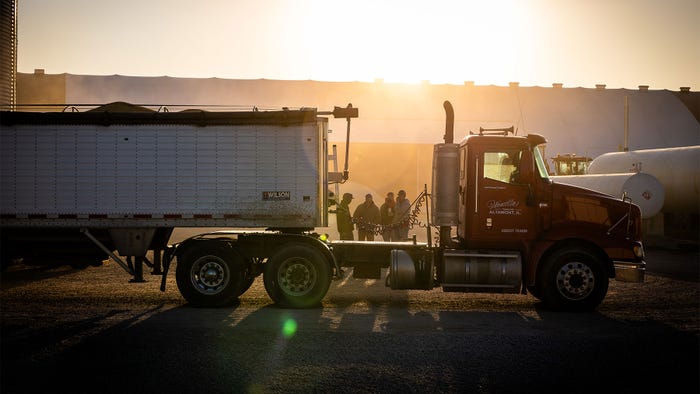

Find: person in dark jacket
393;189;411;241
379;192;396;241
353;193;380;241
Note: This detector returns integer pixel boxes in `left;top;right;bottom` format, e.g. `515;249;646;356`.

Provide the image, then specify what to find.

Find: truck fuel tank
441;250;522;294
389;249;435;290
388;249;523;293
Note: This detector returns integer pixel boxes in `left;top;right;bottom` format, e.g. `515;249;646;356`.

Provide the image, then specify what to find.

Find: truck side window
483;151;521;184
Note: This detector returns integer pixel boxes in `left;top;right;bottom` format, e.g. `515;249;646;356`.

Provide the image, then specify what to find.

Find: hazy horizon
17;0;700;91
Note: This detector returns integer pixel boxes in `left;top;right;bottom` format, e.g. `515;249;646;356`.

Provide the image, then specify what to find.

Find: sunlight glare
306;0;526;84
282;318;298;338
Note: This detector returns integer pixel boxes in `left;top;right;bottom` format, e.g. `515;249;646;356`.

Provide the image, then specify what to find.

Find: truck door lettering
488;199;522;215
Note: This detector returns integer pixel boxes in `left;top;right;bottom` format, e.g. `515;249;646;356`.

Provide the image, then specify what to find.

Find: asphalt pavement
1;249;698;393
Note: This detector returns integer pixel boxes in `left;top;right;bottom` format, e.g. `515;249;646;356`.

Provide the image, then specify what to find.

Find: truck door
467;145;538;244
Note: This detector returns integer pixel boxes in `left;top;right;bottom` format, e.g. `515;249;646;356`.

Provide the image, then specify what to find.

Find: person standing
393;189;411;241
379;192;396;241
353;193;380;241
336;192;354;240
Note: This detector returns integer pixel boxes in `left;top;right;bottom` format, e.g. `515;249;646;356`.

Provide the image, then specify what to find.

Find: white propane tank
587;146;700;213
551;173;665;219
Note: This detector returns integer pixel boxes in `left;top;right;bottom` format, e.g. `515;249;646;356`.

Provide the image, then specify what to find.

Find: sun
305;0;528;85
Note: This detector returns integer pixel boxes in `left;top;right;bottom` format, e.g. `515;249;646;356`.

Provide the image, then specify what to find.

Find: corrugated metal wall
0;0;17;110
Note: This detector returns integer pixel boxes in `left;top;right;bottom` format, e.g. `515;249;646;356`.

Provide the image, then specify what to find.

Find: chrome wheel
556;261;595;300
190;255;229;295
263;244;331;308
176;242;247;307
277;257;316;296
539;246;609;311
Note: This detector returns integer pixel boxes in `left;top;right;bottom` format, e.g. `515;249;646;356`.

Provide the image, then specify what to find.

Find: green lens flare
282;318;297;338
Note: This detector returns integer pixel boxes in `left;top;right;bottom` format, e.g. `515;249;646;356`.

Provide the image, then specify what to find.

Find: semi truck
0;101;646;311
0;102;356;303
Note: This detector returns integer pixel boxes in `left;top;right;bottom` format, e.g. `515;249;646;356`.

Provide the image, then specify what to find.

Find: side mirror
519;150;536;206
519;149;535;182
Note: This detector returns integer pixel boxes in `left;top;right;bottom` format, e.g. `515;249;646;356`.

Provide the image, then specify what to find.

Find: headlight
633;244;644;259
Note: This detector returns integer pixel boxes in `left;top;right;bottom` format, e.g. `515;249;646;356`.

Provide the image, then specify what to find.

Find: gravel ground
1;249;698;393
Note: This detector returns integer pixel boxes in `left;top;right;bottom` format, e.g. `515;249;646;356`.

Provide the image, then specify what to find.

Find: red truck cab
454;131;645;309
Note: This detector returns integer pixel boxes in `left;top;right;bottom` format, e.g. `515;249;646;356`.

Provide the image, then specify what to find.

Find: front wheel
538;247;609;312
176;242;246;307
263;244;331;308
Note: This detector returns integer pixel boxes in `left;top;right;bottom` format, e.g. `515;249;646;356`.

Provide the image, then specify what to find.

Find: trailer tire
538;246;609;312
176;242;246;307
263;244;331;308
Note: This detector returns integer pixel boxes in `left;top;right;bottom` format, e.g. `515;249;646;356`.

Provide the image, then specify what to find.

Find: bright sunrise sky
16;0;700;90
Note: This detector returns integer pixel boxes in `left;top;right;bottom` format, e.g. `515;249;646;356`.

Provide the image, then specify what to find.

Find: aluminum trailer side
0;105;328;269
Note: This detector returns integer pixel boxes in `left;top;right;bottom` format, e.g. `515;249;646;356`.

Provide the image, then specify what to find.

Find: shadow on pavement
2;300;698;394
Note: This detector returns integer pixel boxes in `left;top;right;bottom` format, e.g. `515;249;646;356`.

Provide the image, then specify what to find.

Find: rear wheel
263;244;331;308
176;242;246;307
538;246;609;312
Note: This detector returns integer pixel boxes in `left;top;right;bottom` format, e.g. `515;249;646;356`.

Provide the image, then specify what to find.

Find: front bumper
614;260;646;283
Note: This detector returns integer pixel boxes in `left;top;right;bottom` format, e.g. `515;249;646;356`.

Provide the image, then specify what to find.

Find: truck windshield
534;147;550;180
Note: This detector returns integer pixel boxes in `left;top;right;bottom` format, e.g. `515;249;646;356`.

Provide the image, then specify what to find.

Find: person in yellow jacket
336;192;354;240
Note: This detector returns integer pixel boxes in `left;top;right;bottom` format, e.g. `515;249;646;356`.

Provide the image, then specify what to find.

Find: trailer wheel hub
278;258;316;296
190;256;229;294
557;262;594;300
202;263;224;286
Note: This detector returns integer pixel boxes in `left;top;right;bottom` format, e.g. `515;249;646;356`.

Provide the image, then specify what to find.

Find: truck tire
176;242;246;307
538;246;609;312
263;244;331;308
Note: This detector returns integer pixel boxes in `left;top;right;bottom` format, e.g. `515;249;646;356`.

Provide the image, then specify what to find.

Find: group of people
335;190;411;241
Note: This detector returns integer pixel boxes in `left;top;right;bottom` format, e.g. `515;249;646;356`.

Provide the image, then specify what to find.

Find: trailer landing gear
127;256;146;283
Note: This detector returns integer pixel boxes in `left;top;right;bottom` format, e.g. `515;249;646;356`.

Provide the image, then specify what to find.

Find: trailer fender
529;236;615;288
267;234;340;279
